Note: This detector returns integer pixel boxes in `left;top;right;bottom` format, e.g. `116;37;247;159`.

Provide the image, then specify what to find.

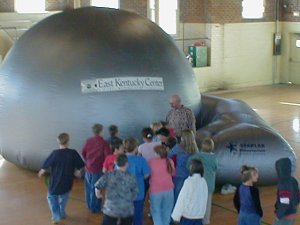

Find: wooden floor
0;84;299;225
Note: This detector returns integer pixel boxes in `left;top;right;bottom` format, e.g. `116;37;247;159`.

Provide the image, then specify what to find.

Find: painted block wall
193;22;279;92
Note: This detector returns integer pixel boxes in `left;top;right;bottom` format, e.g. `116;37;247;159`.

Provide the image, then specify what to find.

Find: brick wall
179;0;278;24
180;0;205;23
46;0;68;11
281;0;300;22
120;0;147;17
0;0;14;12
209;0;242;23
193;0;277;23
81;0;91;7
203;0;211;23
264;0;277;22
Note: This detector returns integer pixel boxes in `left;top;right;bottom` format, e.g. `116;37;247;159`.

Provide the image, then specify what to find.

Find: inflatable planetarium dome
0;7;201;170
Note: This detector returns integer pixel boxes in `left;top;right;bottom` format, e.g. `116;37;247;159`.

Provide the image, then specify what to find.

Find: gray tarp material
0;7;200;170
0;7;296;185
197;95;297;185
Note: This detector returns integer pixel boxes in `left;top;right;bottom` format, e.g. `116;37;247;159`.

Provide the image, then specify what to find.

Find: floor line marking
212;202;272;225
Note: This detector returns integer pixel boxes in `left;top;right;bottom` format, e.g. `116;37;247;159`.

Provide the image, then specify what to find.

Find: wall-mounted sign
81;77;164;93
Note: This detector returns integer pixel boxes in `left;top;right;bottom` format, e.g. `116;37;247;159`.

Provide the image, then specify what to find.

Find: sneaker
228;184;237;192
221;184;236;195
52;219;60;224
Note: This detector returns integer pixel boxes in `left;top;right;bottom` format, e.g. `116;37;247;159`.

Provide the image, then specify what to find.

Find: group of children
38;122;299;225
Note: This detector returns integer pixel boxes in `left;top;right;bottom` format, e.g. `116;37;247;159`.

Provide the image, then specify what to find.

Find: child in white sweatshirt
172;158;208;225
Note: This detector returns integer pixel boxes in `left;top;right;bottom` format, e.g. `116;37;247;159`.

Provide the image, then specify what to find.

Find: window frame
296;40;300;48
147;0;179;37
242;0;265;20
90;0;120;9
15;0;46;13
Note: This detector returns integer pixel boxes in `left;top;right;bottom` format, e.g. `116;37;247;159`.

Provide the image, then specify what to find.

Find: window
242;0;264;19
296;40;300;48
149;0;178;35
91;0;119;9
15;0;45;13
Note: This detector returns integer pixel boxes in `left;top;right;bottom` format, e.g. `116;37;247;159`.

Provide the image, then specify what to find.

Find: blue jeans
133;200;144;225
84;171;102;213
47;192;69;222
238;212;261;225
173;176;186;204
273;218;295;225
150;190;174;225
180;217;203;225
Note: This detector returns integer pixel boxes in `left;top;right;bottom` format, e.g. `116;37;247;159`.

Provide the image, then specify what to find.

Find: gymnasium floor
0;84;299;225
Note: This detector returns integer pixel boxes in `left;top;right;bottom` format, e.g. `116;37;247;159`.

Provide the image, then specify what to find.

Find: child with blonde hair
233;165;263;225
150;122;163;142
168;129;198;203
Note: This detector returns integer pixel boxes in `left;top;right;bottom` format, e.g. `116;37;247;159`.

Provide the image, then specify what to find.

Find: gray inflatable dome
0;7;296;186
0;7;201;170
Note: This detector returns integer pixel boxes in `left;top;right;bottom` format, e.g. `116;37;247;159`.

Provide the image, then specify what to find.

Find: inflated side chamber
197;94;297;185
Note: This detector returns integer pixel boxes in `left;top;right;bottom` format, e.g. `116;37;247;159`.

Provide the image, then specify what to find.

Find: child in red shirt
103;139;124;173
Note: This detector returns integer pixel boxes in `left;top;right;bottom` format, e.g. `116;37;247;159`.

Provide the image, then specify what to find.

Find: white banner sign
81;77;164;93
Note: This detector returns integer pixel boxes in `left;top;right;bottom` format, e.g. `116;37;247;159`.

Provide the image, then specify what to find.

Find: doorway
289;33;300;84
